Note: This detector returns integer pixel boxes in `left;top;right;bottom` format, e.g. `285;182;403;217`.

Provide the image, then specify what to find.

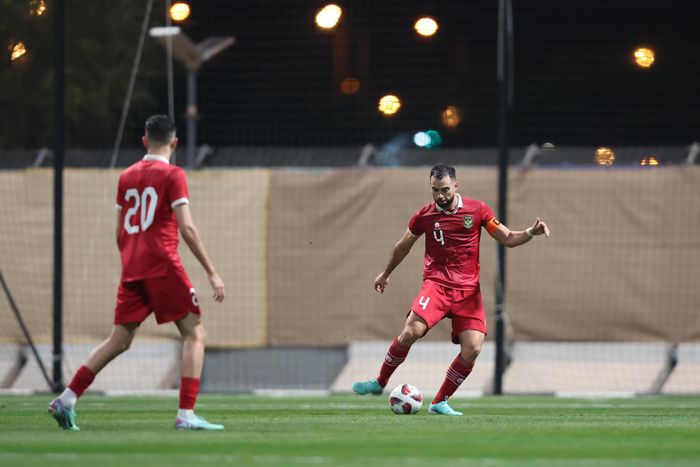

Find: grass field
1;394;699;466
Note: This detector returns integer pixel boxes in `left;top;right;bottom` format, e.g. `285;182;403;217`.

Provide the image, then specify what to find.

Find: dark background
1;0;699;150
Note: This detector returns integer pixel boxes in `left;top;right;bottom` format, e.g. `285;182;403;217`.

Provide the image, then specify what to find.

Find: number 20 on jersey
123;187;158;234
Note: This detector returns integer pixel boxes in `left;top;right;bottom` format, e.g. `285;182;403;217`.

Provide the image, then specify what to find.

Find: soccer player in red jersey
352;164;550;415
49;115;226;430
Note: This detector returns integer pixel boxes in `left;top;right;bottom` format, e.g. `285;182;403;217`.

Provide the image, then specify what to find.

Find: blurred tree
0;0;166;150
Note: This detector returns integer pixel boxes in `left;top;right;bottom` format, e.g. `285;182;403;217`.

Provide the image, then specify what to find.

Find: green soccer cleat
48;399;80;431
352;378;384;395
175;414;224;431
429;397;463;416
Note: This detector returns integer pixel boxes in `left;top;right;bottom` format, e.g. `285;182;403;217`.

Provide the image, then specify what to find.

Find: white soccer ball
389;383;423;414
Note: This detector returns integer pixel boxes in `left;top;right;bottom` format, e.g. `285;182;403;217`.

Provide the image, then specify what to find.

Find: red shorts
114;262;201;325
410;280;487;344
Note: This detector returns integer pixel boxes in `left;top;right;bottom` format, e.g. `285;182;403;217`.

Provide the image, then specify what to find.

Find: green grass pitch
1;394;699;466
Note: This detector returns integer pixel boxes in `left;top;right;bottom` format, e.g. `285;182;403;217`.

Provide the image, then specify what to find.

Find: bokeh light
11;42;27;61
169;2;191;22
634;47;655;68
340;77;360;95
414;132;430;147
594;147;616;166
378;94;401;115
414;130;442;148
414;17;438;37
315;4;342;29
640;156;659;166
29;0;46;16
441;105;461;129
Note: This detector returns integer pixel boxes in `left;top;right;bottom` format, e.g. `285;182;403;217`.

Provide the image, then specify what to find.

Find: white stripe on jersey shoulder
143;154;170;164
171;197;189;208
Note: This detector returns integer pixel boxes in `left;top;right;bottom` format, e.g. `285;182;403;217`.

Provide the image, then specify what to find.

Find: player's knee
120;340;132;353
399;325;425;345
190;325;207;346
110;335;133;354
460;342;482;361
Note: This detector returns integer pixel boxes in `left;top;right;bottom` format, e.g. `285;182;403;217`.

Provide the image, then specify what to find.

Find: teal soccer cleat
429;397;463;416
48;399;80;431
352;378;384;396
175;414;224;431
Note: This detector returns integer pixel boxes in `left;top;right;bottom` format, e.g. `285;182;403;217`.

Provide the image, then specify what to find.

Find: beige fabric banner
2;166;699;347
0;170;54;344
506;166;700;342
0;169;267;348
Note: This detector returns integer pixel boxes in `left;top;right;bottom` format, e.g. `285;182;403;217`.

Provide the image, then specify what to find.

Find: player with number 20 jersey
49;115;225;432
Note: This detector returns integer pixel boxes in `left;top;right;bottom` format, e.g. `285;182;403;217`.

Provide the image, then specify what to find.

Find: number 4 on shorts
418;296;430;310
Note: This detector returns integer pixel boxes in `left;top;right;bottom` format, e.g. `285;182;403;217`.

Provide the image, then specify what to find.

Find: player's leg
430;288;487;415
352;311;428;395
49;323;139;430
354;281;450;395
429;329;484;415
173;312;223;430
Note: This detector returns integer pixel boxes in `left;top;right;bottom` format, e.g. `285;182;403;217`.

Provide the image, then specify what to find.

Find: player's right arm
174;203;225;302
374;228;420;294
115;206;123;248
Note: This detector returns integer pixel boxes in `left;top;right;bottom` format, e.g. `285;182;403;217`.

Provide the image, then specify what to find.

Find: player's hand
530;218;550;237
374;272;389;294
208;273;225;302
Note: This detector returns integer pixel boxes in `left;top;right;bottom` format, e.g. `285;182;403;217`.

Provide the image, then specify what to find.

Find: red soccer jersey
116;155;189;282
408;194;495;290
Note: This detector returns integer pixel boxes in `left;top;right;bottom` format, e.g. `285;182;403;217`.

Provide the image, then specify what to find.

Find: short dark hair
430;164;456;180
145;115;176;145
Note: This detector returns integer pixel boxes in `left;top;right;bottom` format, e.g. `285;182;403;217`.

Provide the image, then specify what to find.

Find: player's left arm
486;217;550;248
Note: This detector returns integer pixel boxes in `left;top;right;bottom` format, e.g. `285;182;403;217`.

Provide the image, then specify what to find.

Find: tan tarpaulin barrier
2;166;699;348
506;167;700;342
0;169;267;348
266;166;700;345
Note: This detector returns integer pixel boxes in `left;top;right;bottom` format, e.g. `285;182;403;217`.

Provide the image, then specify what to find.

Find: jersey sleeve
167;168;190;209
408;209;424;236
480;201;496;226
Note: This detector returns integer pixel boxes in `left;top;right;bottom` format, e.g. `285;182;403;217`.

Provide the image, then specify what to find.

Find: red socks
68;365;95;397
432;354;474;404
376;337;410;387
179;377;200;410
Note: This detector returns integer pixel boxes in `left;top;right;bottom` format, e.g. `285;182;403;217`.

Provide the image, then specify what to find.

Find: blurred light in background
640;156;659;166
414;131;430;147
594;147;616;166
29;0;46;16
441;105;461;129
316;4;342;29
413;130;442;148
414;17;438;37
634;47;655;68
340;77;360;95
378;94;401;115
169;2;191;22
11;42;27;61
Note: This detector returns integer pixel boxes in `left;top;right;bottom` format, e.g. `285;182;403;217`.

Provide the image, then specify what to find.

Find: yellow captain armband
485;218;501;235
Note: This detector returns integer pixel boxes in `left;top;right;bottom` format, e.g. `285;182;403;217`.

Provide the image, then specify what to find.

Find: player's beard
436;195;454;210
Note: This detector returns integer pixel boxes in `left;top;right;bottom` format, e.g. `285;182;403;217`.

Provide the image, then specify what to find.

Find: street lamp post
149;26;234;168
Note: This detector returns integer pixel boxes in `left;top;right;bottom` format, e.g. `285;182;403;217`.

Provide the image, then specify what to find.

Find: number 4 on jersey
433;229;445;246
124;187;158;234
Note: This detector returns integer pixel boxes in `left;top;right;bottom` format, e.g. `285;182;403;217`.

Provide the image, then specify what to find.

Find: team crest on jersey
463;215;474;229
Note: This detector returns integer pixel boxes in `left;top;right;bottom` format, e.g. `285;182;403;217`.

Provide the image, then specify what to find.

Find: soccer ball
389;383;423;414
